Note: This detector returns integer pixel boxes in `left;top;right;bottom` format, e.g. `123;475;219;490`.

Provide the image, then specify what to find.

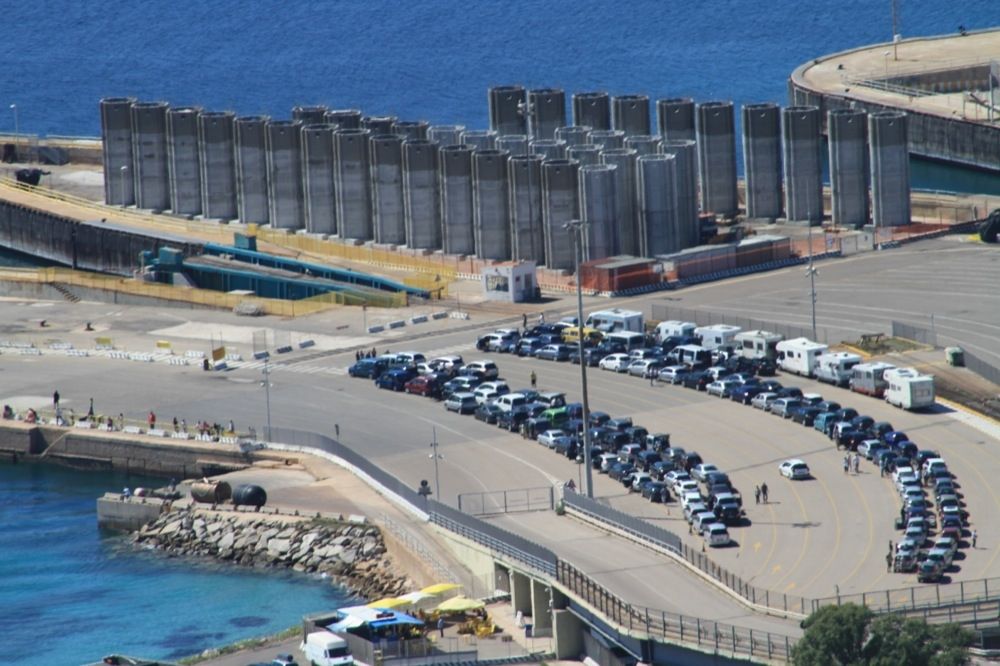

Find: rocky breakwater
133;509;411;600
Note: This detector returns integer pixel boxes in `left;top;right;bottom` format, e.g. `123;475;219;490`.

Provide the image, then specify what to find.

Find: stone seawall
134;508;411;600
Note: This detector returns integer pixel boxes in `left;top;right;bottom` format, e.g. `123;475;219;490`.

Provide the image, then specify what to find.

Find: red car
404;375;441;397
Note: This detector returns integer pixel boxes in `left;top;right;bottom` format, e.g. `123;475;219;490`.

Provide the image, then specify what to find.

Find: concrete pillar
530;579;552;634
510;570;532;616
553;609;585;660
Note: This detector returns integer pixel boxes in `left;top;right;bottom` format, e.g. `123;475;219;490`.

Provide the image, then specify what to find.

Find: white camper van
585;308;644;333
884;367;936;410
301;631;354;666
734;330;784;360
814;351;863;387
850;361;896;398
654;320;697;343
775;338;828;377
694;324;742;351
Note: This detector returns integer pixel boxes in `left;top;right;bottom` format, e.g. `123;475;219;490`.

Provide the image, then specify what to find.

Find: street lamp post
429;427;442;501
261;359;272;440
517;90;538;262
119;165;129;208
564;220;594;498
9;104;18;161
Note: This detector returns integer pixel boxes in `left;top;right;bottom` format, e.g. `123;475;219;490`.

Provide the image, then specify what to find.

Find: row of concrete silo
100;90;911;274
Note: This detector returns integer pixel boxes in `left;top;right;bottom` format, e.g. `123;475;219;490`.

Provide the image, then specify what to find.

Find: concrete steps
51;282;81;303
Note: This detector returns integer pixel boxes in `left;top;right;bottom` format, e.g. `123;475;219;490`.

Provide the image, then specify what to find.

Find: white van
674;344;711;369
301;631;353;666
694;324;742;351
495;392;528;413
654;320;697;343
775;338;828;377
814;351;862;387
884;367;935;409
850;361;896;397
604;331;646;351
535;391;566;408
734;330;784;360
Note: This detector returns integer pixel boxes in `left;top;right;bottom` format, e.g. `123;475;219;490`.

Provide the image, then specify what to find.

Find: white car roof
784;459;807;466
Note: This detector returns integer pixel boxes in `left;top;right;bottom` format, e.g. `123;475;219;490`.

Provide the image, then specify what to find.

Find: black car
851;415;875;432
682;451;703;472
665;447;687;466
838;430;868;451
703;471;731;489
375;367;417;391
475;403;503;424
730;384;764;404
682;371;711;390
758;379;783;392
348;357;387;378
642;481;669;502
791;406;823;427
776;386;803;399
606;417;633;432
834;407;860;422
751;358;778;376
625;426;649;445
870;421;894;439
815;400;841;414
588;411;611;428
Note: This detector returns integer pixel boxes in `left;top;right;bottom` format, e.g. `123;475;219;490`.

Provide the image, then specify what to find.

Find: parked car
751;392;778;410
682;371;711;391
706;379;739;397
691;463;720;482
917;559;944;583
461;360;499;380
515;338;545;357
537;429;571;449
348;357;388;379
376;367;417;391
858;439;887;460
628;359;662;377
770;398;802;418
444;392;478;414
536;344;573;361
474;402;503;424
704;523;732;547
779;459;811;480
403;374;443;397
642;481;669;503
658;365;689;384
790;406;822;426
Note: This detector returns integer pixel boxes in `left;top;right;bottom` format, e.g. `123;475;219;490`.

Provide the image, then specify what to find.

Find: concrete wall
96;493;168;531
0;277;220;310
0;200;203;275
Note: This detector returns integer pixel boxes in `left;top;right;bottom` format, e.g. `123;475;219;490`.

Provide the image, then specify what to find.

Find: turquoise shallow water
0;463;352;665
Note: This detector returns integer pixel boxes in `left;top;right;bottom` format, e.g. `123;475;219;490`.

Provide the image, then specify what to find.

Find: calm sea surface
0;3;997;663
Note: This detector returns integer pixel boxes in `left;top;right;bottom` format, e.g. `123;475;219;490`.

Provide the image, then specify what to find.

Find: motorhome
654;320;697;343
850;361;896;398
694;324;742;351
301;631;353;666
560;326;603;345
734;330;784;360
585;308;644;333
604;330;647;351
674;344;712;369
814;351;863;387
884;367;936;410
775;338;828;377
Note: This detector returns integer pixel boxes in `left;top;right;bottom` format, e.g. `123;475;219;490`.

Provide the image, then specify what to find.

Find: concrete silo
638;153;680;256
782;105;823;224
568;144;601;167
292;105;328;124
661;139;700;248
472;149;511;260
578;164;617;261
869;111;911;228
600;148;639;256
828;108;869;228
528;88;566;140
333;128;373;240
428;125;465;146
130;101;170;211
612;94;651;136
541;159;580;270
530;139;567;161
508;154;545;264
300;123;337;235
325;109;362;129
370;134;406;245
439;144;475;255
197;110;238;220
696;101;738;217
589;129;625;151
495;134;528;156
625;134;661;158
235;116;270;224
402;139;440;249
166;106;202;215
460;129;497;151
265;119;304;230
362;115;397;136
657;98;696;142
100;97;136;206
741;103;782;220
488;85;527;137
572;91;611;130
393;120;429;140
555;125;591;147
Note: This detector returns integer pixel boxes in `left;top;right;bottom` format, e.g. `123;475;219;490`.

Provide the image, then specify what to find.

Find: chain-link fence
892;320;1000;386
457;486;554;516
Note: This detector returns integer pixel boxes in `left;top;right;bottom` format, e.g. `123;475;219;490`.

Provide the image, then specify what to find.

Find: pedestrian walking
973;530;978;548
117;413;124;430
843;456;849;474
761;482;769;503
537;313;545;325
649;370;656;386
173;417;179;432
147;411;156;430
522;313;528;331
437;616;445;638
886;552;893;572
181;418;187;433
530;371;537;388
853;454;860;474
227;419;235;434
754;486;761;504
53;390;60;407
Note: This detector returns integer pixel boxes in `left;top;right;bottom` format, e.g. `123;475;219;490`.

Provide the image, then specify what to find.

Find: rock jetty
133;509;410;600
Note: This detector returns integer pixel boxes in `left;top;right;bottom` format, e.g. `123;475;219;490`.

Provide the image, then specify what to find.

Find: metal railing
558;560;795;662
891;320;938;347
457;486;554;516
562;491;681;553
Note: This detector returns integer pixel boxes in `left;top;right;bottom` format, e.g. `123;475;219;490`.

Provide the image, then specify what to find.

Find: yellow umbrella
436;595;486;613
366;597;410;609
420;583;461;596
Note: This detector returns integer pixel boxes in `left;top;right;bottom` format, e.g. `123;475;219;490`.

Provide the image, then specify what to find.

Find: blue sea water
0;464;351;666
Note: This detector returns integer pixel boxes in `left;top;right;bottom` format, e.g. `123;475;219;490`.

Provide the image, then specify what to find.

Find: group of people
843;453;862;474
355;348;381;361
753;483;770;504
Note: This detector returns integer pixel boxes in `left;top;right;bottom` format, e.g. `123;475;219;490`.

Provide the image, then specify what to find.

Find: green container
945;347;965;367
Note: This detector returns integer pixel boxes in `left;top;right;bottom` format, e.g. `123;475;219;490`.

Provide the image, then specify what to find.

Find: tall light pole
517;89;538;262
805;198;819;341
261;359;272;440
564;220;594;498
9;104;18;161
119;165;129;208
429;427;442;501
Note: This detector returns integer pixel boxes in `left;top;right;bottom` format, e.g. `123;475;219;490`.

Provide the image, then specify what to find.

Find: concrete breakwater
132;508;411;600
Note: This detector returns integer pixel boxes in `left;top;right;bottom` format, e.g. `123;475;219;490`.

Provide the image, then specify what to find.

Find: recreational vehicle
604;330;647;351
734;330;784;360
694;324;742;351
775;338;828;377
884;367;936;410
814;352;863;387
654;320;697;343
850;362;896;398
585;308;644;333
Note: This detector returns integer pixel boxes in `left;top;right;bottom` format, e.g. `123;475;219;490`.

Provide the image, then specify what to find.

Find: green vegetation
177;625;300;665
852;334;925;355
793;603;973;666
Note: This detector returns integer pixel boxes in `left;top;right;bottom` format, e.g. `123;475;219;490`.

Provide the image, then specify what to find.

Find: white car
676;480;700;496
892;466;914;483
705;523;732;547
630;472;652;491
477;380;509;395
665;470;692;490
706;379;738;397
658;365;688;384
691;463;720;482
431;355;464;371
537;429;570;449
751;392;778;410
684;501;709;522
462;360;499;380
473;388;500;405
599;353;632;372
680;490;703;509
779;459;810;480
692;510;717;534
415;362;436;375
599;453;618;473
628;359;661;377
